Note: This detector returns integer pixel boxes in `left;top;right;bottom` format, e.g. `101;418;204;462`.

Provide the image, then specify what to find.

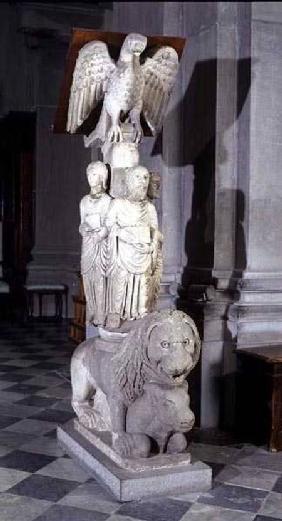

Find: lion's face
147;319;197;384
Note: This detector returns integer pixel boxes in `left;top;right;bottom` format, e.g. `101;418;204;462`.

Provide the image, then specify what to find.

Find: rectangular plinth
57;420;212;502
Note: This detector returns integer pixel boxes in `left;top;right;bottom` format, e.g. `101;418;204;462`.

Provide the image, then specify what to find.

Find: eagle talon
108;125;123;143
134;128;143;143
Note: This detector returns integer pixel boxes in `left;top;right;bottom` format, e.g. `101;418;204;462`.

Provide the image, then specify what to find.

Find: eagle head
120;33;147;60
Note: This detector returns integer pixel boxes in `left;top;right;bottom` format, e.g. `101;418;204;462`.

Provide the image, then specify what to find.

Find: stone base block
57;420;212;502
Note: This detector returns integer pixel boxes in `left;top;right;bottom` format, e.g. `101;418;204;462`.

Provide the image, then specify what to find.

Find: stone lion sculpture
71;309;201;458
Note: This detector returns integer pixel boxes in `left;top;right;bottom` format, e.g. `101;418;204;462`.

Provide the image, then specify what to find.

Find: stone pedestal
58;420;212;502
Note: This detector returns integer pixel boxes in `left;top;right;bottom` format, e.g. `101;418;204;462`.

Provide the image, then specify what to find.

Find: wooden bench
24;284;68;321
236;346;282;452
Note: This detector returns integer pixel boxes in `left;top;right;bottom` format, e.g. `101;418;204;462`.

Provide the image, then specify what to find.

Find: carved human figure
105;165;162;329
79;161;111;326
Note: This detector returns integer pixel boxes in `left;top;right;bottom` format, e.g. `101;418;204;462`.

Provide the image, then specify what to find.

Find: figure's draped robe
106;198;158;321
80;193;111;325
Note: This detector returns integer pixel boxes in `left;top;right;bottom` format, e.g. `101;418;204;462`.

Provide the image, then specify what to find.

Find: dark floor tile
0;364;24;372
272;475;282;493
33;504;109;521
16;395;58;407
255;517;281;521
43;429;58;439
23;355;53;361
0;430;36;448
32;362;64;370
117;498;192;521
51;399;73;412
0;373;32;382
30;409;74;424
0;449;55;472
3;383;46;394
198;483;268;513
0;415;20;428
203;461;225;479
8;348;38;353
58;382;71;390
9;473;80;501
12;342;35;347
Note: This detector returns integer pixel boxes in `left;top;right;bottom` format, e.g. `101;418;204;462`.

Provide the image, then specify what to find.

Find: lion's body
70;310;201;457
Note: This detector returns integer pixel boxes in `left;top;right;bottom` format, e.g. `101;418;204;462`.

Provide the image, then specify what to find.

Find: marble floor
0;321;281;521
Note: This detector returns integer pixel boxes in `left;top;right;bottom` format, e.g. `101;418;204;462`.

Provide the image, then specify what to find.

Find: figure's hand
79;223;92;237
95;226;108;242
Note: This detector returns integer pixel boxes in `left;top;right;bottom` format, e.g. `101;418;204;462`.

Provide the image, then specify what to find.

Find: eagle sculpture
67;33;179;146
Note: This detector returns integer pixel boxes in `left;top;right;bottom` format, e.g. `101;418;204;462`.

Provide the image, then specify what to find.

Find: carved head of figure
120;33;147;62
148;172;161;200
126;165;149;201
86;161;108;196
113;309;201;405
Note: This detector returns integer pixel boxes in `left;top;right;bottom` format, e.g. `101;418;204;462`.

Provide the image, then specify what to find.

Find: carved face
87;162;108;194
147;320;196;384
127;166;149;201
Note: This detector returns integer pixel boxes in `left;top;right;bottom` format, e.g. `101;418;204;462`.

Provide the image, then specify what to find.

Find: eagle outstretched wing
67;41;116;133
142;46;179;135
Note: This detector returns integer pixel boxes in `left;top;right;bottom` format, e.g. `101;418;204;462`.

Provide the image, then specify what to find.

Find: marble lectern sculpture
57;31;211;501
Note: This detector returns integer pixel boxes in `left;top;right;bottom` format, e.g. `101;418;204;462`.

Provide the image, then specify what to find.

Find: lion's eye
161;341;170;349
183;338;191;347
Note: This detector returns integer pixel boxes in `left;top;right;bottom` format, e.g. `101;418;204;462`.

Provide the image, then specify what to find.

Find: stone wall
0;2;112;313
111;2;282;429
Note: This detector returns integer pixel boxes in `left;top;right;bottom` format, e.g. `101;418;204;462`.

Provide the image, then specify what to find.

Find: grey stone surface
189;443;242;465
0;467;30;492
57;421;212;502
258;492;282;520
0;493;51;521
216;465;282;491
198;483;268;513
37;456;91;483
180;503;256;521
58;481;120;514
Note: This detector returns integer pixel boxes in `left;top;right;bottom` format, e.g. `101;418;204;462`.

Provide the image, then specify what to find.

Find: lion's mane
112;310;201;406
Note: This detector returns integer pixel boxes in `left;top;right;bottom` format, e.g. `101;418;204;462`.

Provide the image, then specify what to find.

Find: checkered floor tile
0;321;282;520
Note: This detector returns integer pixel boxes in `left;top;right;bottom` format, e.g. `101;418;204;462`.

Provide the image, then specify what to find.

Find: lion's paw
166;432;187;454
113;432;151;458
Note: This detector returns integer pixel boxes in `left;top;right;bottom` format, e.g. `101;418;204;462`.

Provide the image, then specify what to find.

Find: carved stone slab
58;421;212;501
